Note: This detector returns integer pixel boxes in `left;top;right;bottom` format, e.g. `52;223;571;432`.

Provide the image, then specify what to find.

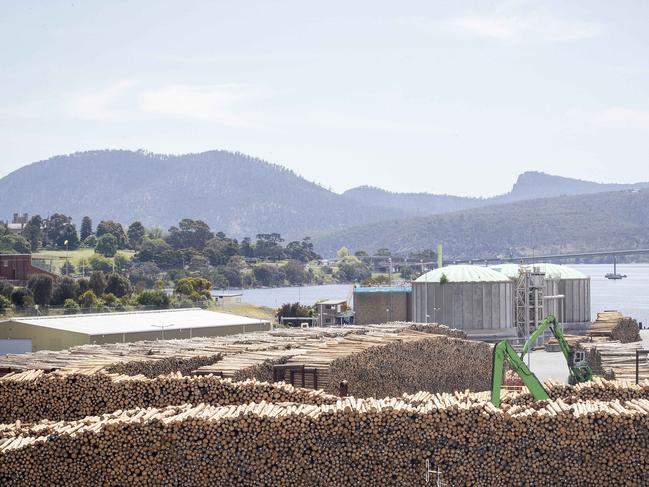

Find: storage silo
411;265;514;336
533;263;591;326
490;263;590;329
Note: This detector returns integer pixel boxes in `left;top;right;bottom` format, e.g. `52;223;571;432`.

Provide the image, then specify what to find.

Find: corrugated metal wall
558;278;591;324
412;281;514;331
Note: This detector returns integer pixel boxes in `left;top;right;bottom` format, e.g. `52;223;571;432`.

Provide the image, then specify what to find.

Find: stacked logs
3;394;649;485
389;322;468;338
0;370;337;423
588;311;641;343
106;353;223;378
327;335;491;397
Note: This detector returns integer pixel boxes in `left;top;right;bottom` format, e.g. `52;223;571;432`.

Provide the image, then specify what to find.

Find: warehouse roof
3;308;268;336
490;263;587;280
415;265;510;283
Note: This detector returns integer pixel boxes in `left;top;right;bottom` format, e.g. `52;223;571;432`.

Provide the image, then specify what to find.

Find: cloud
66;81;262;126
598;107;649;130
138;84;256;126
450;5;603;43
68;80;137;121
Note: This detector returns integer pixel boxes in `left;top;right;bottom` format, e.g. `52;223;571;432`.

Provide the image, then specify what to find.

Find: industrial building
353;286;411;325
0;254;56;283
490;263;591;333
0;308;271;351
411;265;515;337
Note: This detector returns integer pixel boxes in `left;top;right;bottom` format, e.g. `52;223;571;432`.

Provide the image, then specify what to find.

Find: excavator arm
490;341;549;407
520;315;593;385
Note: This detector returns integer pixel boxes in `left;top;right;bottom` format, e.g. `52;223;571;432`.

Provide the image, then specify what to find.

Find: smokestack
437;244;443;269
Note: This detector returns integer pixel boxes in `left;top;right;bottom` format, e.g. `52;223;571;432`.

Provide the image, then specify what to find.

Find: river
233;264;649;325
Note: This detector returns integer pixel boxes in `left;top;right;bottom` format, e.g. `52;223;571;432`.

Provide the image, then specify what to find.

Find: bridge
448;248;649;265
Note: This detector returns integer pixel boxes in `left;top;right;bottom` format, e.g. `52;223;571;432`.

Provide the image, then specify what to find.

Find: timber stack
587;311;641;343
3;390;649;485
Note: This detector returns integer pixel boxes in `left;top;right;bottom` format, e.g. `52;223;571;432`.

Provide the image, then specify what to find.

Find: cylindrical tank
489;263;591;325
412;265;514;333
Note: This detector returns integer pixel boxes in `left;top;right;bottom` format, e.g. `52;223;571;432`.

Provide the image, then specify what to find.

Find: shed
0;308;271;351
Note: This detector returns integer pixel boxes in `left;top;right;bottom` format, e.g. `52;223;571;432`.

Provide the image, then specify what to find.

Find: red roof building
0;254;56;283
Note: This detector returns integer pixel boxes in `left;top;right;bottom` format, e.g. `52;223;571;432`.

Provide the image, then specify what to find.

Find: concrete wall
411;281;514;333
353;291;410;325
0;321;89;351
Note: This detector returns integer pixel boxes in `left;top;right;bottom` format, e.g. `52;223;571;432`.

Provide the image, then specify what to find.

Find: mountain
342;172;649;217
0;150;409;238
314;189;649;259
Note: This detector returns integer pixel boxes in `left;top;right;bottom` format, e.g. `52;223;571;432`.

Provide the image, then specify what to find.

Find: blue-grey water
572;264;649;326
235;264;649;325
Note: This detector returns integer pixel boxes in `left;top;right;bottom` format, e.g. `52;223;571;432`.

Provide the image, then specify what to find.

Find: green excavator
490;315;594;407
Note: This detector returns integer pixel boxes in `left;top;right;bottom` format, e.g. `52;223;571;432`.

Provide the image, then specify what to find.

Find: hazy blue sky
1;1;648;196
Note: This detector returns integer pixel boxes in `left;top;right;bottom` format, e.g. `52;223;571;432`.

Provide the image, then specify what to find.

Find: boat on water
605;260;627;280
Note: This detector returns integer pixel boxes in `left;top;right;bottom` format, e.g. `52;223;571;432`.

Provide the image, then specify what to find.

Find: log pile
326;334;491;397
0;370;337;424
581;341;647;380
3;392;649;485
587;311;641;343
0;324;449;375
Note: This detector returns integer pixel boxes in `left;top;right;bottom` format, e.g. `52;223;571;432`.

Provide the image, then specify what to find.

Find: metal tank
411;265;514;335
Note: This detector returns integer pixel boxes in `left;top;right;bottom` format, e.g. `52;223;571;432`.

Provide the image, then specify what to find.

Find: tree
95;233;118;257
60;224;80;250
223;257;243;288
102;293;118;307
276;302;312;321
240;237;254;258
10;287;33;308
78;290;99;309
63;298;80;314
44;213;72;248
77;278;90;296
89;255;113;272
137;290;170;308
0;280;14;299
336;247;350;259
354;250;368;258
254;233;285;260
166;219;214;250
0;295;11;314
204;236;239;266
283;260;309;285
127;221;146;249
105;273;133;298
82;234;97;248
113;254;132;272
27;274;53;306
80;216;93;241
129;262;161;288
96;221;128;248
285;237;320;262
89;271;106;296
0;234;31;254
174;277;212;301
253;264;285;287
22;215;43;251
336;256;371;283
52;276;79;305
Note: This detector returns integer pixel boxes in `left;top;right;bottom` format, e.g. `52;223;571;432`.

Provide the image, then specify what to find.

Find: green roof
415;265;510;283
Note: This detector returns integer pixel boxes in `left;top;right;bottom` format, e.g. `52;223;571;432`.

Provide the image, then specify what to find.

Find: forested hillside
315;189;649;259
342;172;649;217
0;150;408;238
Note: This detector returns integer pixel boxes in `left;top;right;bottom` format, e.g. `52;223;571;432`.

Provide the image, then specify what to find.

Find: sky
1;0;648;196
